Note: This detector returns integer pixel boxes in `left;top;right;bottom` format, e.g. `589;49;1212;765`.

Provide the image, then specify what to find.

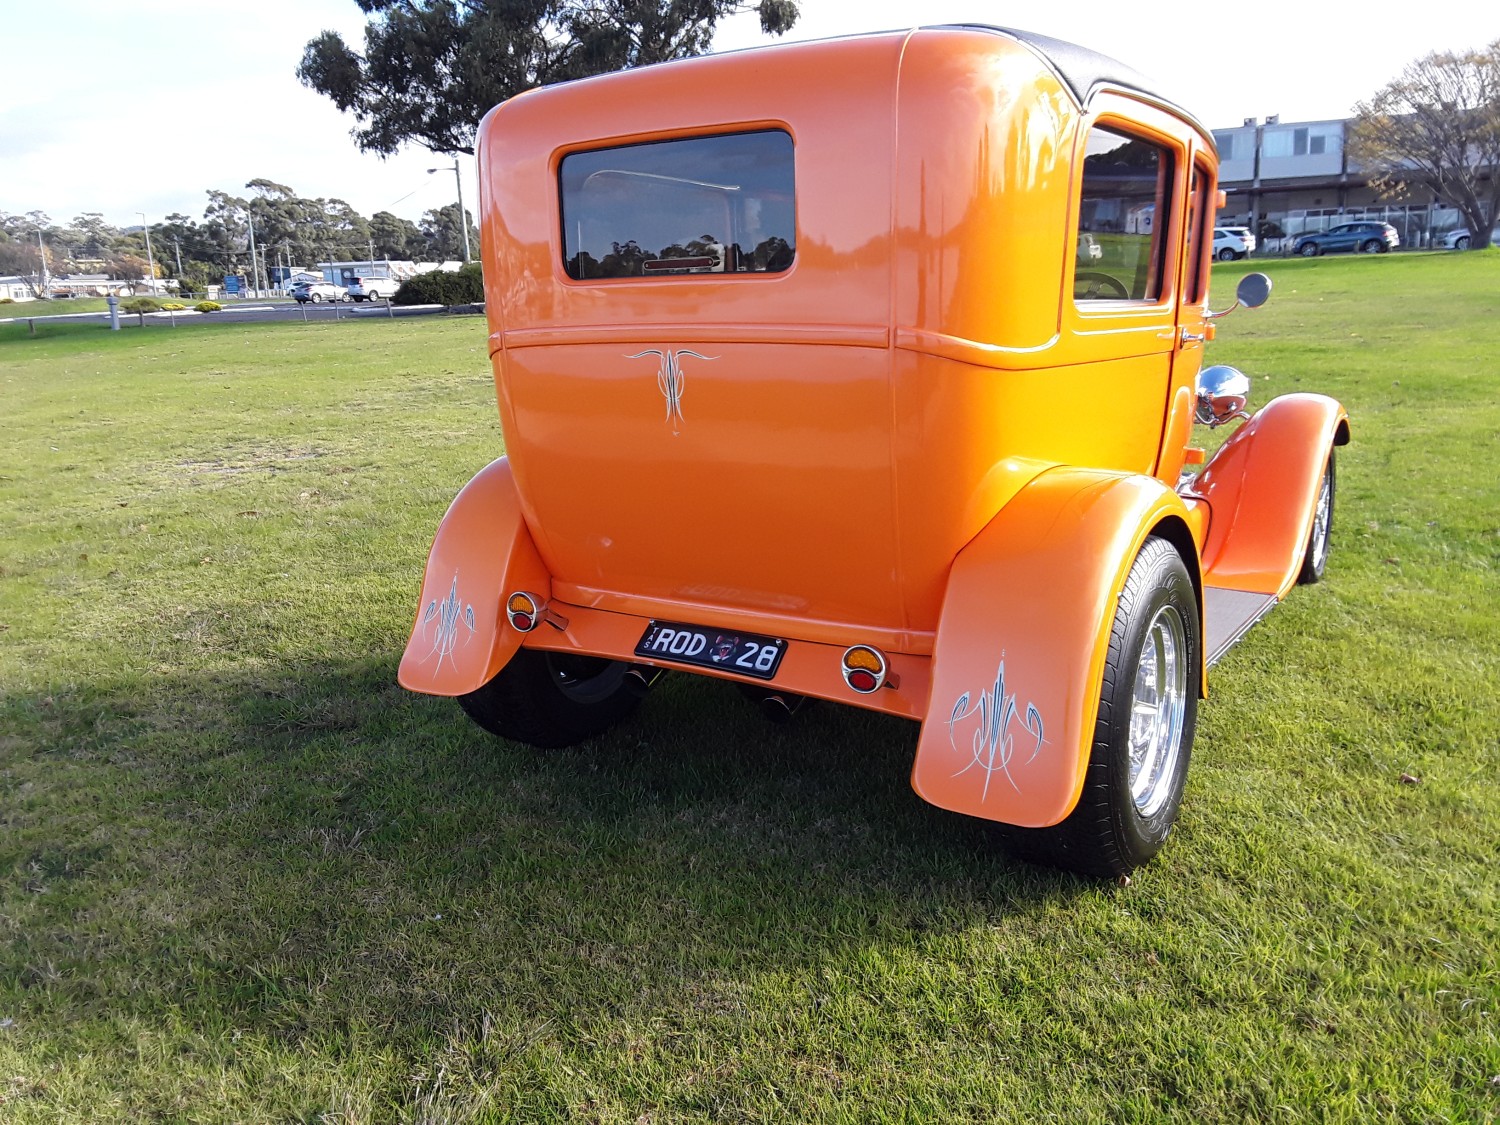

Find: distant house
0;276;39;301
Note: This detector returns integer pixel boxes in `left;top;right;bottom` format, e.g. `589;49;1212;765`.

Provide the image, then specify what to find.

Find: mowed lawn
1;254;1496;1122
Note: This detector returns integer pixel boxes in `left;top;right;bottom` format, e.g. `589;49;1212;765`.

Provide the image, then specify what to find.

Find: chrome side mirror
1196;364;1251;427
1207;271;1273;319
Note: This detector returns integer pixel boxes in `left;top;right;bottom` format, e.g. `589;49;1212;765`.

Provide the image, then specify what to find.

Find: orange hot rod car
398;25;1348;876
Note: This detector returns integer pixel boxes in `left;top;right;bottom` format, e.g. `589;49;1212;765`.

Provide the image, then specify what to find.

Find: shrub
161;302;186;311
392;262;484;306
0;297;13;305
195;301;223;313
121;297;164;314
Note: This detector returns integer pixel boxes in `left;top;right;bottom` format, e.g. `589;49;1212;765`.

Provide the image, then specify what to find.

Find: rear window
560;130;795;280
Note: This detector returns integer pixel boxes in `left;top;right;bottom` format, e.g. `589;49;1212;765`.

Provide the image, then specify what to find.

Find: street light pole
428;159;471;262
137;212;157;295
36;228;49;297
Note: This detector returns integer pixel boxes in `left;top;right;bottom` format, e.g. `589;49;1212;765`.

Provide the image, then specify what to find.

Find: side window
1075;126;1175;303
1185;161;1213;304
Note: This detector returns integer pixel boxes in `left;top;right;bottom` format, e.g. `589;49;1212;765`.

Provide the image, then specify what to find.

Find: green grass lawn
1;254;1497;1122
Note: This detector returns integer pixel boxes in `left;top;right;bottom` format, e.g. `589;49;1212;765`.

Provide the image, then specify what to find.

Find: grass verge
1;256;1497;1122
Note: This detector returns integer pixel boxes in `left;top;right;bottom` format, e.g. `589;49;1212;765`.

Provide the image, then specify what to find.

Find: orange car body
399;26;1347;830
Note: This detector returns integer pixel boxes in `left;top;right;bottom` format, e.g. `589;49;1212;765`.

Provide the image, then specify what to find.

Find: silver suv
291;281;349;304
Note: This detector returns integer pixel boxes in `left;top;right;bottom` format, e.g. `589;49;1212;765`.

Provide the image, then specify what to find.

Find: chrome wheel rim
1128;604;1188;817
1310;467;1332;572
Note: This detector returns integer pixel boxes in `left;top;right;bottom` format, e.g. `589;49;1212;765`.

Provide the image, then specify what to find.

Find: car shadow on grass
2;656;1093;1073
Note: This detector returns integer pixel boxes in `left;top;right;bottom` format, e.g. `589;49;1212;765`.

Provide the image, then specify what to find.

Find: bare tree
1348;40;1500;249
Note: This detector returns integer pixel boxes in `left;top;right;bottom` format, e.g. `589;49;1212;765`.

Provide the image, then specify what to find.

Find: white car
1442;227;1496;250
1212;227;1254;261
291;281;349;304
346;277;391;302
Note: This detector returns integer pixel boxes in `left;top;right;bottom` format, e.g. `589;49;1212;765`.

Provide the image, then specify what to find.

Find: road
2;300;464;329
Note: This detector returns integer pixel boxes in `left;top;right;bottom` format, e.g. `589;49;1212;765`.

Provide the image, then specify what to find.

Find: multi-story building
1212;115;1485;252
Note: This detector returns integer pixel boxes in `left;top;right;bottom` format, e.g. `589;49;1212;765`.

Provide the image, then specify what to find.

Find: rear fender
1190;393;1350;596
397;457;551;696
911;468;1201;828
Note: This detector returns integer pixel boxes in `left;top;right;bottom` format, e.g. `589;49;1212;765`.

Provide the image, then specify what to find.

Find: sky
3;0;1495;232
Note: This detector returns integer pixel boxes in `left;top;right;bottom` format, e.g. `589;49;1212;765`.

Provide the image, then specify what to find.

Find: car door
1060;110;1186;476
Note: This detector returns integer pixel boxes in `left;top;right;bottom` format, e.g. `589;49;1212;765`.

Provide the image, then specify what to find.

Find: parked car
291;281;349;303
1293;222;1399;256
1219;225;1255;253
1212;227;1252;260
1442;227;1497;249
346;277;391;301
397;25;1349;878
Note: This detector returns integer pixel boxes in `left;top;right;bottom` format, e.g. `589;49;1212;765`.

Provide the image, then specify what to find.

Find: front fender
1191;393;1350;597
911;468;1200;828
397;457;551;697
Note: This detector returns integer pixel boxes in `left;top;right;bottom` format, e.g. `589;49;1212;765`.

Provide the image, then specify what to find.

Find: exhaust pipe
624;663;664;697
758;691;808;723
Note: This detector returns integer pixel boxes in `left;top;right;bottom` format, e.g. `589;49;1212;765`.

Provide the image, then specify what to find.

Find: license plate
634;620;787;681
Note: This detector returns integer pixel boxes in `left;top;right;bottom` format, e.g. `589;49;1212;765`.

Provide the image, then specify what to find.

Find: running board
1203;587;1279;667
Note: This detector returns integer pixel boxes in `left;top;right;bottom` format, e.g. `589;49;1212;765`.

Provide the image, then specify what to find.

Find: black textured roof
935;24;1201;130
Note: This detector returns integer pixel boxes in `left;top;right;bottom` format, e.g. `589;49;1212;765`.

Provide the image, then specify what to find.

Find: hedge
392;263;484;306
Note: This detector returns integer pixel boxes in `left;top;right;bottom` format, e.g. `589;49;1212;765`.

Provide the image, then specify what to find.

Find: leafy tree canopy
298;0;799;156
1349;39;1500;249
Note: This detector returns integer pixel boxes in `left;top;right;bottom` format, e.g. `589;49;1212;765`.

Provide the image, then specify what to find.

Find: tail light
506;591;540;632
842;645;891;693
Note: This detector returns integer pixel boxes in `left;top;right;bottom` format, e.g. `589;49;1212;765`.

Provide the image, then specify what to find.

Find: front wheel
997;537;1199;877
1296;452;1336;584
457;649;642;749
1455;235;1471;250
1299;242;1320;257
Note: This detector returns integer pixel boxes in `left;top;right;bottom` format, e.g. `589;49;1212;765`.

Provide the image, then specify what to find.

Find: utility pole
246;209;261;297
137;212;157;295
428;159;471;262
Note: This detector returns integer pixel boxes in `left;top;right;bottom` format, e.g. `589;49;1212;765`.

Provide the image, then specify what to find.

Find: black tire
1296;452;1335;585
1455;235;1470;251
1360;239;1383;254
1217;247;1236;261
1299;242;1320;257
310;292;323;303
996;537;1199;877
457;649;641;749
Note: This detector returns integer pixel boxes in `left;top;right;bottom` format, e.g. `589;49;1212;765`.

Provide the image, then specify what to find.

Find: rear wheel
1360;239;1383;254
1217;247;1236;261
310;292;323;303
457;649;641;748
997;537;1199;877
1296;452;1336;585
